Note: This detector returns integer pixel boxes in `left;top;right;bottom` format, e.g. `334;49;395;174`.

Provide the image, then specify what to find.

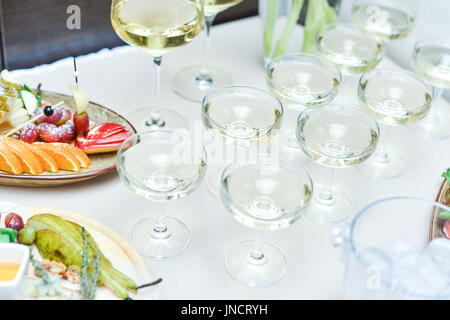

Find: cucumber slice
20;90;38;115
0;70;21;89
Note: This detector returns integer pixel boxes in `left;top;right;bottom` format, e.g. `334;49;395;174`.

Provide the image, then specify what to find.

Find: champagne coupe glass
410;37;450;140
296;104;379;224
221;154;313;287
315;23;384;77
117;130;207;259
351;0;416;43
111;0;204;131
357;68;433;179
265;54;342;164
202;85;283;199
171;0;243;102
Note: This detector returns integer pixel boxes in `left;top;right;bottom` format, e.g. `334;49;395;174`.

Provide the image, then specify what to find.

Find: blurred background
0;0;447;73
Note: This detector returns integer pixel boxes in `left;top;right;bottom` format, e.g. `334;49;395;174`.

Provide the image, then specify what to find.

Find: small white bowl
0;243;29;300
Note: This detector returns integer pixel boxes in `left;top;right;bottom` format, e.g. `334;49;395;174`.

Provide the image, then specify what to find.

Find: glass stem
425;87;442;125
317;167;335;206
196;14;216;87
147;56;165;128
151;201;171;240
248;230;266;265
373;125;391;163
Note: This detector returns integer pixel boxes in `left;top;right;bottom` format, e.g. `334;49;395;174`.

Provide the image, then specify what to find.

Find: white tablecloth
7;17;450;299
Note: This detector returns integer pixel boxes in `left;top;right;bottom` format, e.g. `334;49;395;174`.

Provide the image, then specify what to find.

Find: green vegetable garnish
21;84;34;94
439;210;450;220
80;227;101;300
442;168;450;184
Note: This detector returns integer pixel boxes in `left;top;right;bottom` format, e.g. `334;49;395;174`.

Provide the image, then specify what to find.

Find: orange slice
1;138;43;175
48;143;90;169
0;142;23;174
22;143;59;173
34;143;81;172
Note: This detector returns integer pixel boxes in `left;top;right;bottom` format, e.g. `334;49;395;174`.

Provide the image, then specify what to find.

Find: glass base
224;241;286;287
206;165;225;200
357;151;406;180
280;135;311;164
127;108;189;132
409;104;450;140
171;65;233;102
129;216;190;259
306;185;352;224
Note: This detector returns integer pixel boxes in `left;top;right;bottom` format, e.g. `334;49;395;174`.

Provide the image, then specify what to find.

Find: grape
59;124;76;142
18;226;36;245
38;123;61;142
20;123;39;143
36;108;62;125
5;213;24;232
55;107;73;126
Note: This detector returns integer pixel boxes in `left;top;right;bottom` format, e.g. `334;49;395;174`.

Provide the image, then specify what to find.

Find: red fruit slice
85;123;128;140
444;221;450;239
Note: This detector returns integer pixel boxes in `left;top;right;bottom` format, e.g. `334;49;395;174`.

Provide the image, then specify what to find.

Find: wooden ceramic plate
430;179;450;240
0;90;136;187
0;201;159;300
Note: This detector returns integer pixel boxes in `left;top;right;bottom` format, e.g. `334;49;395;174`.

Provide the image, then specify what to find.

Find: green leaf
21;84;34;94
439;210;450;220
442;168;450;184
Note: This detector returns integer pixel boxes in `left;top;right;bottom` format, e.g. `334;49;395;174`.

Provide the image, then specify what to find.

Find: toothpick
73;57;79;85
6;101;65;137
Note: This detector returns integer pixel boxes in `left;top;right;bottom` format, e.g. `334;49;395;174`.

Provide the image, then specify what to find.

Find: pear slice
8;108;29;127
20;90;38;115
1;70;21;89
71;85;88;114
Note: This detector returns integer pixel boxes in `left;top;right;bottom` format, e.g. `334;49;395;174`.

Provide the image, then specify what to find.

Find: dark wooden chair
0;0;258;70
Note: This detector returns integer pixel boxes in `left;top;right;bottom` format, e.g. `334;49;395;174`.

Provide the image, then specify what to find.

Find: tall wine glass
410;37;450;140
265;54;342;163
221;154;313;287
111;0;204;131
117;130;207;259
296;104;379;224
202;85;283;198
315;23;384;76
171;0;243;102
357;68;433;179
351;0;416;43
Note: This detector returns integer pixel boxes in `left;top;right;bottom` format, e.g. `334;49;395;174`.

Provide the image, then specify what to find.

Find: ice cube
384;240;417;263
391;255;447;298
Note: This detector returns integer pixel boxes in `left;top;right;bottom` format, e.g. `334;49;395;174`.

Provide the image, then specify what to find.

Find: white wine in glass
265;54;342;164
315;23;384;75
351;0;415;43
111;0;204;131
357;68;433;179
410;37;450;140
221;155;313;286
171;0;244;102
297;104;379;224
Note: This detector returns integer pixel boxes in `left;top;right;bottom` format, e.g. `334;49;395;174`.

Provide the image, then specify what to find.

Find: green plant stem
302;0;337;53
273;0;304;58
263;0;279;58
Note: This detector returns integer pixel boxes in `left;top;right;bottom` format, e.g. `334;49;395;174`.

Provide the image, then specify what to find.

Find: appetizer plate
430;179;450;240
0;200;159;300
0;90;136;187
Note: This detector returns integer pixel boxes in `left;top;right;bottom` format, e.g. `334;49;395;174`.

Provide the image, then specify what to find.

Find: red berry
59;124;76;142
5;212;24;232
20;124;39;143
38;123;61;142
